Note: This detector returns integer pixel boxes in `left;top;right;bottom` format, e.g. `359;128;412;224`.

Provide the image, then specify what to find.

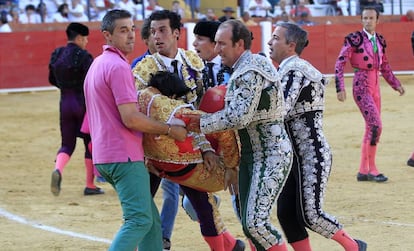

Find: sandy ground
0;75;413;251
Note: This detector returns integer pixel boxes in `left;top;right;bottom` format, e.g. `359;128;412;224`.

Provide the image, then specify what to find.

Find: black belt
164;163;197;177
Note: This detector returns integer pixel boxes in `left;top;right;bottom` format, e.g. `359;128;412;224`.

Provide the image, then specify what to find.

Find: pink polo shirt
84;45;144;164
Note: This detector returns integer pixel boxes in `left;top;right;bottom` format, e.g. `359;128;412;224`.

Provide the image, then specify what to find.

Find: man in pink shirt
83;9;187;251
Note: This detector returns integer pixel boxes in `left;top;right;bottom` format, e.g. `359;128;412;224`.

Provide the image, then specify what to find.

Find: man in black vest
49;22;103;196
193;20;232;92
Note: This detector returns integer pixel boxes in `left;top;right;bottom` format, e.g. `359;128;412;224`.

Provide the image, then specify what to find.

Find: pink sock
358;142;369;174
410;151;414;159
248;239;256;251
87;142;92;154
368;145;379;175
54;152;70;174
332;229;358;251
85;158;96;188
87;142;102;178
203;235;225;251
291;237;312;251
221;231;236;250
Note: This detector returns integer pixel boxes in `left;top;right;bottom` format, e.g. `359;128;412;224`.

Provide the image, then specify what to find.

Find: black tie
206;62;215;87
171;60;179;76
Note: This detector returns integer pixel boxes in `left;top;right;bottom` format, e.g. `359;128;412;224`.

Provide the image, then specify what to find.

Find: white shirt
0;23;12;32
144;5;163;18
19;0;39;12
89;0;109;22
117;0;141;19
43;0;64;18
248;0;271;17
19;13;42;24
363;28;376;41
52;12;69;22
158;52;183;79
207;55;222;85
68;2;88;22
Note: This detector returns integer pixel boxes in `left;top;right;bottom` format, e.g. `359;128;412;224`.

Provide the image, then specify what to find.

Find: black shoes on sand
51;169;104;196
50;169;62;196
83;187;104;195
355;239;367;251
357;172;388;182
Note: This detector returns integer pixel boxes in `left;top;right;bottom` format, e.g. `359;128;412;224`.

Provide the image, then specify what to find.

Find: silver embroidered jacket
200;51;285;134
279;56;327;120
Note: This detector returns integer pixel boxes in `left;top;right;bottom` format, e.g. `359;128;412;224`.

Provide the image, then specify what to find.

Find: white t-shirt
88;0;109;21
144;5;163;18
19;13;42;23
52;12;69;22
19;0;40;12
248;0;271;17
0;23;12;32
68;2;88;22
117;0;142;20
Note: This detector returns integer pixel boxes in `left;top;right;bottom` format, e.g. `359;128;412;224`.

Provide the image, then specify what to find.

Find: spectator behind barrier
296;11;315;26
19;4;42;24
359;0;384;13
0;9;12;32
401;9;414;22
289;0;311;21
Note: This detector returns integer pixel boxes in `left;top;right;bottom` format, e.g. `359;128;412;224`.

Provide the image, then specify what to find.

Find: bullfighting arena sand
0;75;413;251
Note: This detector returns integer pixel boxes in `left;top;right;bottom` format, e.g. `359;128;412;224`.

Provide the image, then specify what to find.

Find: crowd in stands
0;0;412;32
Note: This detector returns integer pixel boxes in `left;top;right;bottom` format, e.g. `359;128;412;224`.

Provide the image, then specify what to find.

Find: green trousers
97;161;162;251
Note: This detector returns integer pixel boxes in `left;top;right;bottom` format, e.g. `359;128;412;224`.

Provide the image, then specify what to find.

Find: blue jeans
160;179;179;240
185;0;200;10
96;161;162;251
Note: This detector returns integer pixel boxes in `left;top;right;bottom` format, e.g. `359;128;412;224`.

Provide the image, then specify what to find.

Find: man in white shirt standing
248;0;272;17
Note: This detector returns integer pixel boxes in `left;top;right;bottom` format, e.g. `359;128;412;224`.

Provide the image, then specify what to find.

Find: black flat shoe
355;239;367;251
84;187;104;195
367;173;388;182
407;158;414;167
51;169;62;196
232;239;246;251
356;172;368;181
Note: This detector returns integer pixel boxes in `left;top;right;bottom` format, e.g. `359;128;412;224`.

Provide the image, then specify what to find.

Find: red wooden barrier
1;22;413;89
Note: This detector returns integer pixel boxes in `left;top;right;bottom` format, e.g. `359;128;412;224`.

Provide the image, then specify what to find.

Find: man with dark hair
335;7;405;183
133;10;245;251
133;10;203;105
0;10;11;32
185;19;292;251
147;70;191;97
131;18;155;68
133;13;195;251
193;20;232;90
269;21;367;251
189;19;238;223
49;22;103;196
20;4;41;23
218;6;236;22
84;9;187;250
